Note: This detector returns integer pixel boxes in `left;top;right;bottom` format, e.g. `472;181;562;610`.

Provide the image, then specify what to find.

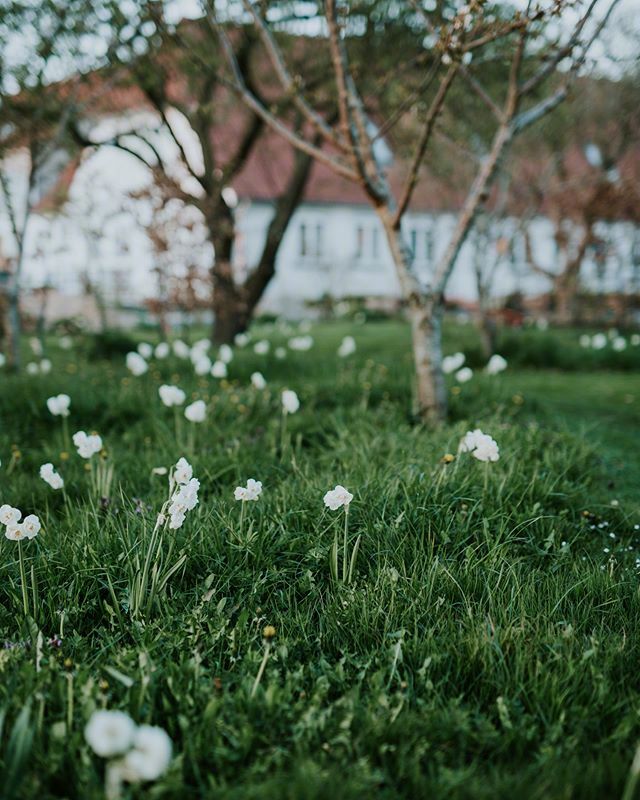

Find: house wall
2;142;639;322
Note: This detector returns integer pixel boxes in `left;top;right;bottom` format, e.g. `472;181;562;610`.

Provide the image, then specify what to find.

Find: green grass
1;319;639;799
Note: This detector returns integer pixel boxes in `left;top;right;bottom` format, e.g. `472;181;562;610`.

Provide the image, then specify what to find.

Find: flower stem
18;541;29;616
342;507;349;583
250;642;271;698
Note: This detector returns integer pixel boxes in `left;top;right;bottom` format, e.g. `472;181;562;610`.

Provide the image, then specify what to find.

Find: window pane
300;223;307;257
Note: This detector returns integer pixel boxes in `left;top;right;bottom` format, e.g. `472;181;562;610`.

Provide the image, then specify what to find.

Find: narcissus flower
275;347;287;360
168;478;200;529
0;504;21;526
251;372;267;390
193;355;212;376
73;430;103;458
137;342;153;359
281;389;300;415
85;710;136;758
592;333;607;349
234;332;250;348
155;342;170;359
40;463;64;490
323;485;353;510
211;360;227;378
172;340;190;359
40;359;52;374
458;429;499;462
5;513;41;541
126;352;148;376
121;725;173;783
218;344;233;363
455;367;473;383
184;400;206;423
338;336;356;357
254;340;270;355
159;385;186;407
173;457;192;485
443;352;465;374
46;394;71;417
486;354;507;375
288;335;314;351
234;478;263;501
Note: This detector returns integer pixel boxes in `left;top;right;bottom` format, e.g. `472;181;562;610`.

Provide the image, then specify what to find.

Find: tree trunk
210;223;248;346
379;210;446;422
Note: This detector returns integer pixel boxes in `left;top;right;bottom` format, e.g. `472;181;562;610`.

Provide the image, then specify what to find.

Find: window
425;228;434;263
409;229;417;261
372;228;379;259
356;226;364;258
299;223;307;257
315;224;323;258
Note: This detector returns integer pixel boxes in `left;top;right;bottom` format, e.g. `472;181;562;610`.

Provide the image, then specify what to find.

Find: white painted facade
2;130;640;320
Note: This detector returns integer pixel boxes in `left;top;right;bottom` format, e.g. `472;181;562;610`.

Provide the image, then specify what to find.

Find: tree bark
379;210;446;422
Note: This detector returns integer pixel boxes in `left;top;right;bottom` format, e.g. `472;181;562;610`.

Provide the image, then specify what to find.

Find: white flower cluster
458;429;500;462
26;359;52;375
288;335;314;351
580;331;640;351
40;463;64;490
126;352;149;376
486;354;507;375
251;372;267;390
168;458;200;529
0;505;41;541
185;400;206;423
323;485;353;511
73;431;103;459
85;710;172;785
443;352;465;374
234;478;263;502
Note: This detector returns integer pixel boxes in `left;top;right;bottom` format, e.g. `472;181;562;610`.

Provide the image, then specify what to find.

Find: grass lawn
0;318;639;799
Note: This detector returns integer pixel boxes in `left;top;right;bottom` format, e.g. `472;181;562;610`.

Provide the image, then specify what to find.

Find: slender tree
213;0;620;420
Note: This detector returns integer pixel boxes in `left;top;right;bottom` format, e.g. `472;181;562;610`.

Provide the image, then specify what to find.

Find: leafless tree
211;0;619;420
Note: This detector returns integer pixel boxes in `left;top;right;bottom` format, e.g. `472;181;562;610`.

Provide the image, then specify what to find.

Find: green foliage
0;319;639;798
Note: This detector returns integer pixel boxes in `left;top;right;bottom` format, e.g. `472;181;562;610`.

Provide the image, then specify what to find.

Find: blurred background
1;0;639;368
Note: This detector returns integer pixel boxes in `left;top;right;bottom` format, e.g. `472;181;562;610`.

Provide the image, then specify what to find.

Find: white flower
85;710;136;758
211;360;227;378
26;362;39;375
234;478;263;502
126;352;148;376
59;336;73;350
168;478;200;529
323;485;353;511
21;514;41;539
47;394;71;417
173;457;193;484
631;334;640;346
40;463;64;490
121;725;172;782
458;429;499;462
184;400;206;423
5;524;26;541
579;334;591;348
281;389;300;415
338;336;356;357
612;336;627;352
218;344;233;363
172;340;190;359
275;347;286;360
485;354;507;375
152;467;168;476
592;333;607;350
30;337;43;356
251;372;267;390
288;335;314;351
155;342;170;359
234;332;250;348
40;358;52;374
73;430;103;458
159;385;186;407
0;353;5;367
254;340;270;355
137;342;153;359
442;352;465;374
455;367;473;383
0;504;21;526
193;355;212;376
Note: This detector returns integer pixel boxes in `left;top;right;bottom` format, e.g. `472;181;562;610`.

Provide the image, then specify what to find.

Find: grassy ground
0;319;639;799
